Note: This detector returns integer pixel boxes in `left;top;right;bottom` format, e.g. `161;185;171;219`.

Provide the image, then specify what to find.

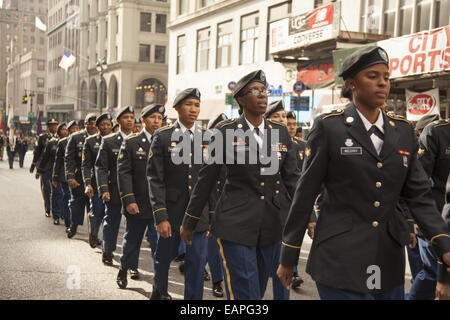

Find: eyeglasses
243;88;269;97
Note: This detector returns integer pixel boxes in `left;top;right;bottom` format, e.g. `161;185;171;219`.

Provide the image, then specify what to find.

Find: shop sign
406;88;440;121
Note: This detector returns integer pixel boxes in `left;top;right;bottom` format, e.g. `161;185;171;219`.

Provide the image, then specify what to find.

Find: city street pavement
0;150;411;300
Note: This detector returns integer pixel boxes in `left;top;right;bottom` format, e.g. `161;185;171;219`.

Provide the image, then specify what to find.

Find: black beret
287;111;296;120
163;115;168;122
112;123;119;130
56;122;67;133
84;113;97;123
141;104;165;118
415;113;440;131
135;117;142;124
47;118;58;125
233;70;266;98
296;127;303;134
339;46;389;80
95;113;112;126
67;120;79;130
173;88;201;107
265;100;285;118
117;105;135;119
207;113;228;129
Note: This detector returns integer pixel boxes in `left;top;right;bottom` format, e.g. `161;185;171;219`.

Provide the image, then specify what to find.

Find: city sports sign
269;3;340;54
406;88;440;121
378;25;450;79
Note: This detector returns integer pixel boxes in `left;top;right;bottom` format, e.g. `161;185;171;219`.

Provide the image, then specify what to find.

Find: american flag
58;51;76;71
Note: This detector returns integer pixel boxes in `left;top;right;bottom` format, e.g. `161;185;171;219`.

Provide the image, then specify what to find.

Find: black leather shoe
291;272;304;289
45;211;51;217
149;287;172;300
204;269;211;281
53;218;60;225
130;269;140;280
102;252;113;266
116;269;128;289
67;224;77;238
89;234;99;248
174;253;185;262
212;281;224;297
178;261;184;274
65;227;70;234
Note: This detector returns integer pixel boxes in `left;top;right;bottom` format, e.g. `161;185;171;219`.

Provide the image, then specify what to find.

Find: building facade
2;0;48;133
168;0;450;124
77;0;169;120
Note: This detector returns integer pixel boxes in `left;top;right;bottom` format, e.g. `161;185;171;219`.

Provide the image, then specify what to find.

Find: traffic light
22;94;28;104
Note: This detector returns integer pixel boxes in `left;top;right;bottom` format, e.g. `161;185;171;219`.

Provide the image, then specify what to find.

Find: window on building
40;37;45;45
197;28;210;72
156;14;167;33
399;0;414;35
155;45;166;63
200;0;215;8
383;0;396;35
240;12;259;65
177;34;186;74
435;0;450;27
179;0;188;15
217;20;233;68
37;94;44;105
416;0;432;32
37;60;45;71
139;44;151;62
31;36;35;45
37;78;45;88
267;1;291;60
140;12;152;32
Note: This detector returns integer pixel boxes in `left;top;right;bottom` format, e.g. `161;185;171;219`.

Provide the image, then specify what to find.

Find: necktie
367;125;384;140
188;129;193;142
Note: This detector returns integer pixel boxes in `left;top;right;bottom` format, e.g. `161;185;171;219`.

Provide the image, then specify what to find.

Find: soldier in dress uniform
180;71;300;300
52;124;73;231
204;113;228;298
115;104;164;288
82;113;113;248
277;46;450;300
147;88;210;300
407;116;450;299
36;123;66;225
30;118;59;217
264;101;311;291
95;106;135;266
65;115;98;238
133;117;143;133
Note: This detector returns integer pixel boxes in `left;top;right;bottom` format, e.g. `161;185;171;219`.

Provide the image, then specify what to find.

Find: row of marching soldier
29;45;450;300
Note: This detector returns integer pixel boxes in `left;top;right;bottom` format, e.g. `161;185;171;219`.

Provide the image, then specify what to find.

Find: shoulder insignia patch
126;133;139;140
322;109;344;120
267;119;286;127
433;119;450;128
386;113;411;124
219;119;236;128
158;125;173;133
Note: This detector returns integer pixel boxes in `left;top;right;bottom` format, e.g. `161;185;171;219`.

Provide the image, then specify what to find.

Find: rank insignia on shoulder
119;154;124;159
418;148;425;155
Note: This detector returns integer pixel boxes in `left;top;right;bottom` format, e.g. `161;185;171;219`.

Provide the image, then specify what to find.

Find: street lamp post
29;91;35;116
96;59;108;115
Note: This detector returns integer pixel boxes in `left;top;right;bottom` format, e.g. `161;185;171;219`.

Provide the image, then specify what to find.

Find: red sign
407;93;436;115
297;60;334;88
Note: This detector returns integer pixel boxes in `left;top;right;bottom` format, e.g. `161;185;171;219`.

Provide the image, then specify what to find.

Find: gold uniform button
377;162;383;168
188;175;192;179
217;181;221;184
189;153;192;157
189;164;192;168
276;181;280;185
372;221;379;227
188;186;192;190
376;182;382;188
217;189;220;192
275;190;279;194
260;196;264;200
260;182;265;187
374;201;380;207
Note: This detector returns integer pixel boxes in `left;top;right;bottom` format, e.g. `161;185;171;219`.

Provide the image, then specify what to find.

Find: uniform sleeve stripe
430;234;450;244
282;241;301;249
185;212;200;220
120;193;134;200
153;207;167;214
